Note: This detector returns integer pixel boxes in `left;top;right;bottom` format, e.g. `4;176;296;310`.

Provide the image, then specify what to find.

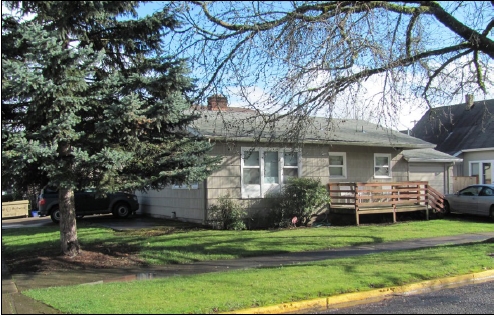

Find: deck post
425;184;429;220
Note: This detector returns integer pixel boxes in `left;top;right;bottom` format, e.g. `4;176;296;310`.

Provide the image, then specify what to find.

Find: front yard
2;218;493;313
2;218;493;272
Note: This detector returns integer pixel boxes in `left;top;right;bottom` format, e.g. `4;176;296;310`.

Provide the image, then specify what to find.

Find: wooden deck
328;182;445;226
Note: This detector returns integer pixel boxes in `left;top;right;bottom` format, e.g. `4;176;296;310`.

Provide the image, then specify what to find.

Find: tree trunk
58;188;81;256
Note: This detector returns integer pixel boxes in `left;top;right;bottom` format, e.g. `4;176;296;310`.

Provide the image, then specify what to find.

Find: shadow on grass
2;217;491;273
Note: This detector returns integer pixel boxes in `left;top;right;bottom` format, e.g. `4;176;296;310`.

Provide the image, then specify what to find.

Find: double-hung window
329;152;347;179
374;153;391;178
241;148;301;198
282;152;299;184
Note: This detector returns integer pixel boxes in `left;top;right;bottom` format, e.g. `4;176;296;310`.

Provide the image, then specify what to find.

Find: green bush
207;194;247;230
267;178;330;227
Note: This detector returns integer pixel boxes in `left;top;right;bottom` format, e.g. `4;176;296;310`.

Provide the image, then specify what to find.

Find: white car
443;184;494;218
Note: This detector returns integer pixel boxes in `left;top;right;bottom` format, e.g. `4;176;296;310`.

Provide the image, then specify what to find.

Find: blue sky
5;1;492;130
132;2;493;130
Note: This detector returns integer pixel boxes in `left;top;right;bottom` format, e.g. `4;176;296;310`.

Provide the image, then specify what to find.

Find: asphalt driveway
1;214;181;231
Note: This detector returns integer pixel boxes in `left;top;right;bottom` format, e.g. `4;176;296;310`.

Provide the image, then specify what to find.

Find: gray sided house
136;96;460;224
410;98;494;186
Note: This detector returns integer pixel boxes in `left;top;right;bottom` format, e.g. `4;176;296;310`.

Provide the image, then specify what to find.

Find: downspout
446;162;455;194
203;178;208;225
444;164;449;195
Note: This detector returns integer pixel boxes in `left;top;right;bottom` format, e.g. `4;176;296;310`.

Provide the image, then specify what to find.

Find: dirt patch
5;243;148;274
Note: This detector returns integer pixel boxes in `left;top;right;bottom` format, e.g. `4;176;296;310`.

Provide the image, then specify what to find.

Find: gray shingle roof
191;110;435;149
410;99;494;155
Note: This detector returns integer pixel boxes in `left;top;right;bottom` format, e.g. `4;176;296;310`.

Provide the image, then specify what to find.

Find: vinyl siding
135;183;206;223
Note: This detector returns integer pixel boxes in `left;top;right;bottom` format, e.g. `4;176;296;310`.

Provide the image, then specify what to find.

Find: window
283;152;299;184
328;152;346;178
483;163;491;184
264;151;279;184
459;186;480;196
243;151;261;185
374;153;391;178
470;161;493;184
241;148;301;198
480;187;493;196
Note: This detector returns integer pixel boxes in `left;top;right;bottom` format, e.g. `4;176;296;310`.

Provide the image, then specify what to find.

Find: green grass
2;218;493;265
23;242;494;314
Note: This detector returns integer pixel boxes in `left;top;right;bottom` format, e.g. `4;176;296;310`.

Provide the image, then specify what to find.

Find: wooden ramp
328;182;445;226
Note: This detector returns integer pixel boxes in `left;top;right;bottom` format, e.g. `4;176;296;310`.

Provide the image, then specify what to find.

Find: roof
401;148;462;163
410;99;494;155
191;110;435;149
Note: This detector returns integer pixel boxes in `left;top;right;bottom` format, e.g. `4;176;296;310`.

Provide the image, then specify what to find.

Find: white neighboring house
136;96;461;224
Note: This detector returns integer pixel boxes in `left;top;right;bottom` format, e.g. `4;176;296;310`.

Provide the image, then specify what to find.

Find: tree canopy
164;1;494;131
2;1;219;255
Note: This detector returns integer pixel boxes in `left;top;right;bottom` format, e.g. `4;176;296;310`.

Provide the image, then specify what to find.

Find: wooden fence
327;182;445;226
452;176;477;193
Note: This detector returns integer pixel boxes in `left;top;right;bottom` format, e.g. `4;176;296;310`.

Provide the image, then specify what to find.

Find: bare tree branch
162;1;493;141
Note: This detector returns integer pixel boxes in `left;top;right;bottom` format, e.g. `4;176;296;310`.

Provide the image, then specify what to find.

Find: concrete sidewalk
2;232;494;314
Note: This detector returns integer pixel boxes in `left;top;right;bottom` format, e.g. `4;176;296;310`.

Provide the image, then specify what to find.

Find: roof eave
205;135;434;149
404;158;463;163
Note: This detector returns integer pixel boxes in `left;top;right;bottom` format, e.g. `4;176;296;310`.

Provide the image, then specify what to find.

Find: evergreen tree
2;1;219;256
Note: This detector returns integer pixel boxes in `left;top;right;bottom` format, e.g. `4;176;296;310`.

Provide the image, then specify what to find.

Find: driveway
1;214;176;231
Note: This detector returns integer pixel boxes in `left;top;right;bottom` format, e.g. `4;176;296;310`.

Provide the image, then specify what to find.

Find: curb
226;270;494;314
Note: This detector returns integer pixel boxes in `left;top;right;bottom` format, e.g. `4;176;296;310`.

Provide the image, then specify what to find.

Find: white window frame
328;152;347;179
241;147;302;199
374;153;392;179
469;160;493;184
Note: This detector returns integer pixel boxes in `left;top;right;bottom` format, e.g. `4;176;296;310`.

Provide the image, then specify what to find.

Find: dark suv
37;187;140;223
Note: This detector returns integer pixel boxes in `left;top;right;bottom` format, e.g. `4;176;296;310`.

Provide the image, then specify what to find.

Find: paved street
321;280;494;314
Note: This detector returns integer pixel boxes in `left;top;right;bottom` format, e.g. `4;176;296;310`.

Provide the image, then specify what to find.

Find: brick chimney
207;95;228;110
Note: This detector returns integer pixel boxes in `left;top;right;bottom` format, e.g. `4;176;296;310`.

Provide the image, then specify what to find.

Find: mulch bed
5;243;147;274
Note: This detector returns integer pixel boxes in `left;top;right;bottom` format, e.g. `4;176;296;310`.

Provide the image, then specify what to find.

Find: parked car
37;187;140;223
443;184;494;218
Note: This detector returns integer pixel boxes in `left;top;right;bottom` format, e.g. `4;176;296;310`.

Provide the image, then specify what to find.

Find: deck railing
327;182;445;225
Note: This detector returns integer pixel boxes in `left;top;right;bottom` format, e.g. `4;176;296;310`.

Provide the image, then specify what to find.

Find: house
410;98;494;187
135;96;460;224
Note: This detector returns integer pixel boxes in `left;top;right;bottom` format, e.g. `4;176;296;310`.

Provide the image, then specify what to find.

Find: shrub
267;178;330;227
264;191;288;228
207;194;247;230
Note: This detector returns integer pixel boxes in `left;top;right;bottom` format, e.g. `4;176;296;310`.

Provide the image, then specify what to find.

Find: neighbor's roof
410;99;494;155
191;110;435;149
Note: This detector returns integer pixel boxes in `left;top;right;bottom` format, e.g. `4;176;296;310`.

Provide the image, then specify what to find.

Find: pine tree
2;1;219;256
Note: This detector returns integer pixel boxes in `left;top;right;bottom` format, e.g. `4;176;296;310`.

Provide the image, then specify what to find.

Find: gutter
404;158;463;163
454;147;494;156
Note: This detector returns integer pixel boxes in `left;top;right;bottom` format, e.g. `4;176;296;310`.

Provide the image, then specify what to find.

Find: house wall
207;142;409;201
136;141;448;225
408;163;454;194
460;149;494;184
134;183;206;223
205;142;403;214
326;145;405;183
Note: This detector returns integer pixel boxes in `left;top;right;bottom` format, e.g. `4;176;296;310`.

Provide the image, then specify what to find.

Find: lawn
23;242;494;314
2;218;494;265
3;218;493;313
